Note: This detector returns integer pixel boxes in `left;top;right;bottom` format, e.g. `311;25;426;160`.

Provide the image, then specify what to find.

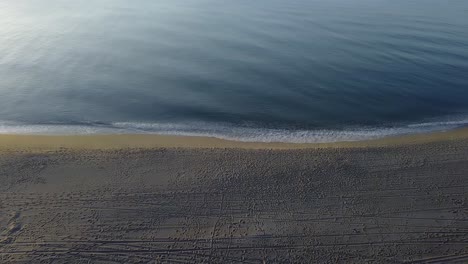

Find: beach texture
1;132;468;263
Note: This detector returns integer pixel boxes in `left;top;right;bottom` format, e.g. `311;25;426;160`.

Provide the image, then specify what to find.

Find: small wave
0;116;467;143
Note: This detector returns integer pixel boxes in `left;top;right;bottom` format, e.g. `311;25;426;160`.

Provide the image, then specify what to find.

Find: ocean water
1;0;468;142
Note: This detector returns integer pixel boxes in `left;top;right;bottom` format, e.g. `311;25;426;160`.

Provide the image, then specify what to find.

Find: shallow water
1;0;468;142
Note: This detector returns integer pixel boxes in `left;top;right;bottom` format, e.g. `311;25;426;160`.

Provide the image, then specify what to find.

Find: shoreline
0;127;467;151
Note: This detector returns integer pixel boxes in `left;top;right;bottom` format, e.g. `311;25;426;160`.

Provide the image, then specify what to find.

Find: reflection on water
1;0;468;141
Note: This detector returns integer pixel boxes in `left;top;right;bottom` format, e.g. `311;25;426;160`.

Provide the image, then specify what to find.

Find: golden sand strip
0;127;467;151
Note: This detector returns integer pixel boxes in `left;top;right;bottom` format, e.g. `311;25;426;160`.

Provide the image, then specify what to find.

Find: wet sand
0;128;468;150
1;131;468;263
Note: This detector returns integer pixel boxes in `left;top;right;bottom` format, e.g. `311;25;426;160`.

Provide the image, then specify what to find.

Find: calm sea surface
1;0;468;142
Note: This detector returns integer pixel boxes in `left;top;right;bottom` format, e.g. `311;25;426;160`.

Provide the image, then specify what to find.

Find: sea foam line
0;117;467;143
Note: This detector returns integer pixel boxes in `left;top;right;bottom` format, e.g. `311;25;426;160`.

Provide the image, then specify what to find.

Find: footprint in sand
1;212;22;245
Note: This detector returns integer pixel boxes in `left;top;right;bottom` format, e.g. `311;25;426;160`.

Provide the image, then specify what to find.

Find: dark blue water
1;0;468;142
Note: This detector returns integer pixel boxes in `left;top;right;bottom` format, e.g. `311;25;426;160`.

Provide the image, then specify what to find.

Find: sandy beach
1;130;467;263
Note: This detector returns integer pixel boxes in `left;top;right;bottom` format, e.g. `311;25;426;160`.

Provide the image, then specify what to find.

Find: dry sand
0;130;467;263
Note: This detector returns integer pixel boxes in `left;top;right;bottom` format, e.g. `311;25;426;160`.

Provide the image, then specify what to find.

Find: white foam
0;116;467;143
